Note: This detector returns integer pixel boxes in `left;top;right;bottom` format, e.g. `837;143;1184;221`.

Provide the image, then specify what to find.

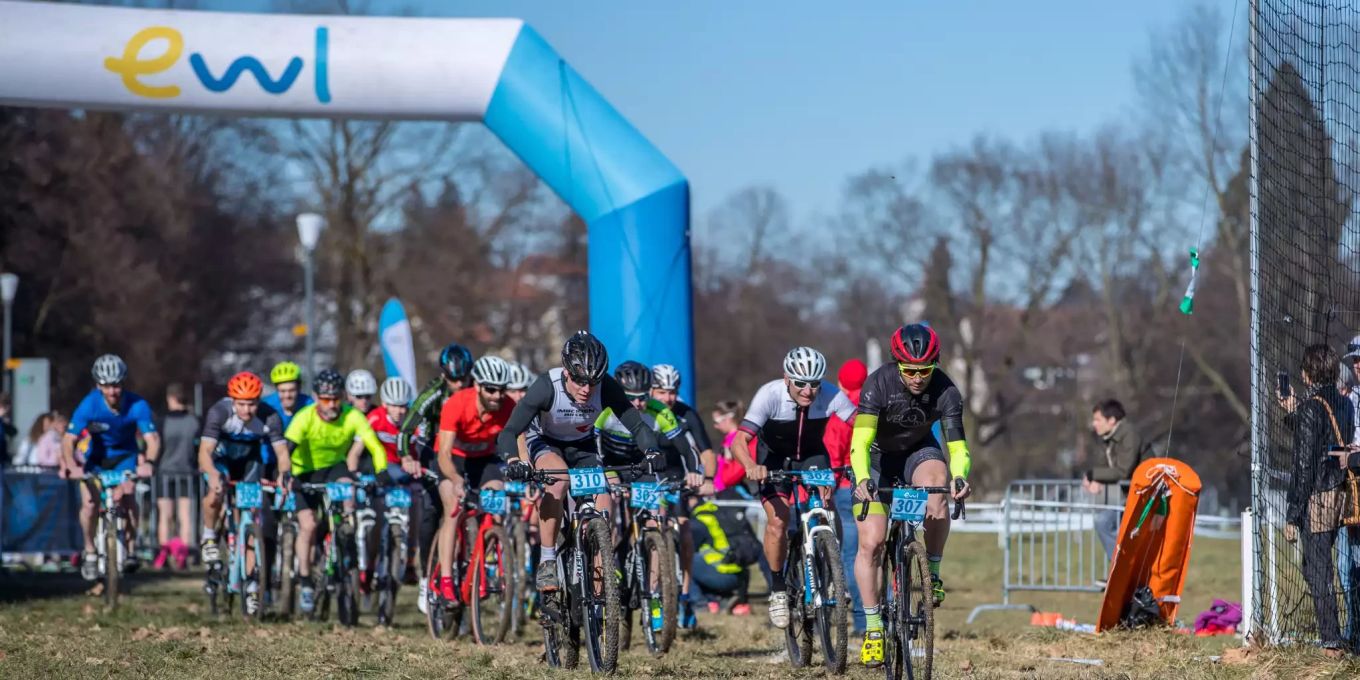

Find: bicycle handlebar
854;478;968;522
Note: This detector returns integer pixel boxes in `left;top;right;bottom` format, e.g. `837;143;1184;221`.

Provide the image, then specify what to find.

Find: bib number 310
569;467;607;497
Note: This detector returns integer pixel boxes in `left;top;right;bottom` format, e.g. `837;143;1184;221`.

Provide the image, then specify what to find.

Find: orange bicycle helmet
226;371;264;400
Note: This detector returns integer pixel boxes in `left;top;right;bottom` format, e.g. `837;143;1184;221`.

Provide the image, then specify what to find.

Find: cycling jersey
850;364;970;483
284;403;387;476
68;389;156;468
366;405;402;465
199;397;285;465
670;400;714;454
261;391;314;430
398;377;454;461
738;379;854;459
594;397;699;472
438;388;514;459
496;367;661;460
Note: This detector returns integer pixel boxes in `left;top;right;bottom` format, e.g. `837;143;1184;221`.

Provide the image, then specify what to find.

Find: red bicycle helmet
890;324;940;364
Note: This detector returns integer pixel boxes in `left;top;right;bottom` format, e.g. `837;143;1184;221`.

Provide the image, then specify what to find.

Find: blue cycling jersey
261;392;314;430
67;389;156;466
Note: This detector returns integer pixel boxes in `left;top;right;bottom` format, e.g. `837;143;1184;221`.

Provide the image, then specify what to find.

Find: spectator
825;357;867;634
153;383;199;570
689;498;762;616
710;400;748;495
0;392;15;466
1284;344;1357;658
18;412;64;469
1338;339;1360;640
1084;399;1151;565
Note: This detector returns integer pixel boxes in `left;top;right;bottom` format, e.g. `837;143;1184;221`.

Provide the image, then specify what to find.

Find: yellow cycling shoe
861;630;885;668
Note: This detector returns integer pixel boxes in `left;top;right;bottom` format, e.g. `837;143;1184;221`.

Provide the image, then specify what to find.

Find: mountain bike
84;469;140;609
612;473;681;656
297;479;367;626
857;478;965;680
204;479;275;620
768;465;849;674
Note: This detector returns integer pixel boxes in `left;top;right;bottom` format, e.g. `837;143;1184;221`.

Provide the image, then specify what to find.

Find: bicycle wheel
900;540;934;680
783;542;813;668
580;517;622;673
426;546;457;640
882;540;903;680
642;529;679;656
377;525;404;627
311;533;333;622
508;517;528;638
278;522;298;620
471;525;512;644
811;531;849;674
242;518;267;621
103;514;120;609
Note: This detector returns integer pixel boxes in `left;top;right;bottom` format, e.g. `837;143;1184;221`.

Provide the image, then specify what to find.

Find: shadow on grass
0;568;184;604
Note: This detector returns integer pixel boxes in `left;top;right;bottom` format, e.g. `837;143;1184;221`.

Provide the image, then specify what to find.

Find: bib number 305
569;467;607;497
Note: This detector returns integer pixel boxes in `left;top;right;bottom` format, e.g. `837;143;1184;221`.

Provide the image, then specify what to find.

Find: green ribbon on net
1179;248;1200;315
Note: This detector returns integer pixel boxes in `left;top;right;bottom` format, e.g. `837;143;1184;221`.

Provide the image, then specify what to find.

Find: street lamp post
296;214;325;388
1;273;17;394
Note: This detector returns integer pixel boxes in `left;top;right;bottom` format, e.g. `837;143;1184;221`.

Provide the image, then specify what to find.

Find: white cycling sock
541;546;557;562
202;528;217;541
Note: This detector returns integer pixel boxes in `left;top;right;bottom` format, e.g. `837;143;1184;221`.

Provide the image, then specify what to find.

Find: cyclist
505;362;534;403
368;377;415;479
850;324;972;667
346;369;378;415
284;368;389;613
397;343;474;610
262;361;313;430
196;371;288;614
497;331;664;594
430;355;515;601
59;354;161;579
650;363;718;627
728;347;854;629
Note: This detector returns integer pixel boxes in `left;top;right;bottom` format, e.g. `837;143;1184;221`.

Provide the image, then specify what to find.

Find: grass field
1;533;1357;679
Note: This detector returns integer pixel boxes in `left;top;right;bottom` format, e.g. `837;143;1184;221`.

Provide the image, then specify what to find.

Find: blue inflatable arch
0;1;695;403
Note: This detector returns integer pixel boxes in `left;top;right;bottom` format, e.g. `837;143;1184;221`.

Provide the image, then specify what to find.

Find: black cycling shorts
452;455;504;488
866;438;948;505
292;463;353;513
755;439;831;502
527;434;602;469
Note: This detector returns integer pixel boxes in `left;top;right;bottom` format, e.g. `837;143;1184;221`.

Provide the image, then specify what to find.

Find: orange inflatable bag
1096;458;1201;633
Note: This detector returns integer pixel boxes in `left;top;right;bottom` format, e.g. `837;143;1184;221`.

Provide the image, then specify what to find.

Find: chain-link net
1251;0;1360;645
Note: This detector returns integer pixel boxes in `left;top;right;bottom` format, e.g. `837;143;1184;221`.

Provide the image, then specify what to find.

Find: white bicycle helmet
345;369;377;396
92;354;128;385
651;363;682;391
379;377;413;406
471;356;512;387
506;362;534;391
782;347;827;382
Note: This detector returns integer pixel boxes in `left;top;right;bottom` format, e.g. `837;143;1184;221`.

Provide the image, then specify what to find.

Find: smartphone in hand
1278;371;1291;397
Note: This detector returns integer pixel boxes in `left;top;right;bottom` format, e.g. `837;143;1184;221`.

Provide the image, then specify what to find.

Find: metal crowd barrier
134;473;203;559
966;479;1123;623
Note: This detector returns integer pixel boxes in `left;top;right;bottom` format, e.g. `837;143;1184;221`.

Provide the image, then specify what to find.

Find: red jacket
825;359;867;488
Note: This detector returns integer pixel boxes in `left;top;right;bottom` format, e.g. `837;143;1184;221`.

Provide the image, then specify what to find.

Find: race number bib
385;487;412;509
97;470;127;488
890;488;928;522
568;467;607;497
236;482;263;510
504;480;528;496
802;468;835;488
481;489;509;516
326;482;354;502
630;482;662;510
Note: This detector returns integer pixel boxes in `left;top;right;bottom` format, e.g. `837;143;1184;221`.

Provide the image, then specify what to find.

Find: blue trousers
835;486;866;632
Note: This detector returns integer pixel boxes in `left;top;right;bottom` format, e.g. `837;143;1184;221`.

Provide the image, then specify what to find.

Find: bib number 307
569;467;607;497
890;488;929;522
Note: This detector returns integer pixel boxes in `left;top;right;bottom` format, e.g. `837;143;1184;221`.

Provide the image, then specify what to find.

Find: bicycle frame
773;470;840;610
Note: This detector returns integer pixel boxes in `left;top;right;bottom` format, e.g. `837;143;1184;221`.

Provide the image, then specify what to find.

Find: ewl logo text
104;26;331;103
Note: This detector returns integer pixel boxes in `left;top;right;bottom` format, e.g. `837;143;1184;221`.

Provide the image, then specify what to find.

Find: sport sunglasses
897;362;937;379
789;378;821;390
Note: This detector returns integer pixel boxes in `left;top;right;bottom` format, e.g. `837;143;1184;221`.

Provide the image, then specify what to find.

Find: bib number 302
890;488;929;522
569;467;607;497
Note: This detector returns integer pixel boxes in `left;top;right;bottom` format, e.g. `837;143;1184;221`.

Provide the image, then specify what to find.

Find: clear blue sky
157;0;1242;221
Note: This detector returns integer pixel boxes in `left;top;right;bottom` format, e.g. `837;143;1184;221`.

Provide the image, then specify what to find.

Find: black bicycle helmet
439;343;474;380
614;361;652;393
314;368;344;398
561;331;608;385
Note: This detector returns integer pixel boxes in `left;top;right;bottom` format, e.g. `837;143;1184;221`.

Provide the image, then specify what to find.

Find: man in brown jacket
1082;400;1150;563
